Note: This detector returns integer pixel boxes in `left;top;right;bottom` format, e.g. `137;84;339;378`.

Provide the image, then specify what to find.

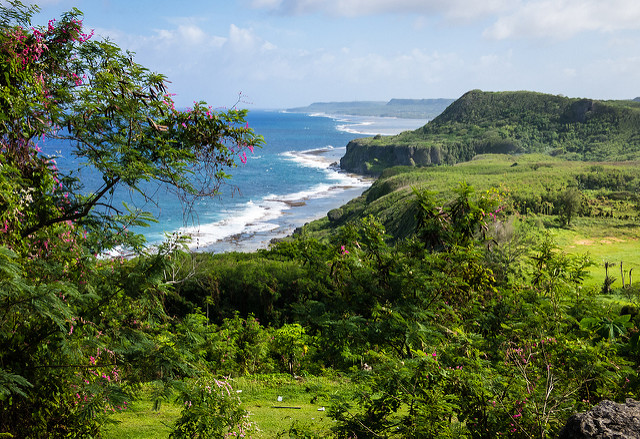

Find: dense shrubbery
171;179;639;438
162;155;640;437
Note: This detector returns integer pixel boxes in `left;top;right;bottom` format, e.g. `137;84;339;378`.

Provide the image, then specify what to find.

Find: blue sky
25;0;640;109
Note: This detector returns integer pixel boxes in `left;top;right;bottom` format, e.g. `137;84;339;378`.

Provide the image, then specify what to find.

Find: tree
558;187;583;226
1;1;262;252
0;2;262;436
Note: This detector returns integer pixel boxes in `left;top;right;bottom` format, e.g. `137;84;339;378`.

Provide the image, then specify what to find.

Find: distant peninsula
287;98;455;119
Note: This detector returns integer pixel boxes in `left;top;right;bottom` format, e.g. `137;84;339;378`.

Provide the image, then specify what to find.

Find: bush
171;377;255;439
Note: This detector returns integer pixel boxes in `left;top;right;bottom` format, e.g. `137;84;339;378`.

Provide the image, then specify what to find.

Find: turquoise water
42;111;426;252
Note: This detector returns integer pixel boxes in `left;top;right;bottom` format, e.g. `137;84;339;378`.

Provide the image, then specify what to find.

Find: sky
20;0;640;109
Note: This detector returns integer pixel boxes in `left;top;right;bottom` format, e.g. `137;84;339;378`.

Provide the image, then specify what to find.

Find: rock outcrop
340;140;442;176
557;399;640;439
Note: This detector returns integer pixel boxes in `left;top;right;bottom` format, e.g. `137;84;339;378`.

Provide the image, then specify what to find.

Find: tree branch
21;175;121;237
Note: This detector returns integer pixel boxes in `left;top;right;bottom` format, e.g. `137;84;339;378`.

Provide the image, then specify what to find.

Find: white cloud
484;0;640;40
152;23;225;49
94;20;288;105
310;47;464;93
251;0;640;42
24;0;65;5
250;0;283;8
228;24;266;53
251;0;511;20
101;19;226;56
176;24;208;46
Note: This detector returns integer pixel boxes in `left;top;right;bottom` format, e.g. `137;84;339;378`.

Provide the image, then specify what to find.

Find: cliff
340;140;444;176
341;90;640;175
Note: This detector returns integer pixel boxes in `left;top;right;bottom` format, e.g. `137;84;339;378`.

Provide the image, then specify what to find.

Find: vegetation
342;90;640;173
167;174;640;437
0;2;262;437
311;155;640;253
2;2;640;439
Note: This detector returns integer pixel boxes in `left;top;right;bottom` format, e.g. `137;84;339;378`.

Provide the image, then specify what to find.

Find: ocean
43;111;427;253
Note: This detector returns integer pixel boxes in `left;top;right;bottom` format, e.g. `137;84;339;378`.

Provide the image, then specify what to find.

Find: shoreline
168;113;425;254
192;180;371;254
310;112;428;136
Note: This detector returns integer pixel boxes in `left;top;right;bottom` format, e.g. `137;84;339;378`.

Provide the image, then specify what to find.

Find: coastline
195;180;370;253
178;113;425;254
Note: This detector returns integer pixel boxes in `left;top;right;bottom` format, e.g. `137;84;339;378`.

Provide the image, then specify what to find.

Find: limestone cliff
340;139;443;176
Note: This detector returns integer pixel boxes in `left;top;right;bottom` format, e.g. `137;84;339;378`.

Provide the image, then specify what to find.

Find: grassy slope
305;153;640;289
550;216;640;290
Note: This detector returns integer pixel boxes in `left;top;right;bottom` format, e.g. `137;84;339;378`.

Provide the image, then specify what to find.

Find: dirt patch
599;237;626;245
601;237;626;243
575;237;626;246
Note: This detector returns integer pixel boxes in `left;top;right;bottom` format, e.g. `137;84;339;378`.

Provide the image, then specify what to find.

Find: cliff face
340;140;442;176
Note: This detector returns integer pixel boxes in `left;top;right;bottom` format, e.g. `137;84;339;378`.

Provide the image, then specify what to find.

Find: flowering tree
1;2;261;252
0;1;261;436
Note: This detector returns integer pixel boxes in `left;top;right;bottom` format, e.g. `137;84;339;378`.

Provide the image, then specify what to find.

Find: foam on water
176;146;372;252
143;112;419;252
335;115;427;136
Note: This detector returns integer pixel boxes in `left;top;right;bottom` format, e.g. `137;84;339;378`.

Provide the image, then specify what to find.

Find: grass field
545;216;640;292
102;374;352;438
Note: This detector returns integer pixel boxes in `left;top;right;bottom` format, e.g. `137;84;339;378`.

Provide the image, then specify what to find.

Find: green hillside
329;90;640;248
341;90;640;174
307;154;640;244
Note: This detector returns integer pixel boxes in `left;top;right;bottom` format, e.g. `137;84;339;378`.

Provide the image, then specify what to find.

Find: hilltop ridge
341;90;640;175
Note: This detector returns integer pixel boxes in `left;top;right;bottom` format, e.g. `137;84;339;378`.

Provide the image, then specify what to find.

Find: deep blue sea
42;111;426;253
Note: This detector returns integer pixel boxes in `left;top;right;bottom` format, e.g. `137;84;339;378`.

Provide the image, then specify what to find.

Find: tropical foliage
2;2;640;438
171;177;639;438
0;2;261;437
